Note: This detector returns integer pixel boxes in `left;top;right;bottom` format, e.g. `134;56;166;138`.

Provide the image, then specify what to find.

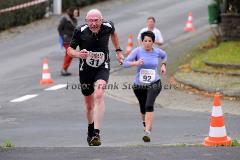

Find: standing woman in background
58;7;79;76
123;31;167;142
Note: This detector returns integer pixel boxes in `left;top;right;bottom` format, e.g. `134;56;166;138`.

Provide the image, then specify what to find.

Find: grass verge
190;40;240;75
0;140;15;149
232;140;240;147
205;41;240;65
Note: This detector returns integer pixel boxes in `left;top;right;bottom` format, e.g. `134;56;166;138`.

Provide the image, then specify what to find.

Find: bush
215;0;240;14
0;0;108;32
62;0;107;11
228;0;240;14
0;0;48;31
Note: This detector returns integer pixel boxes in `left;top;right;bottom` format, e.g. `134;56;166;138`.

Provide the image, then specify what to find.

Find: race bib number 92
139;69;156;84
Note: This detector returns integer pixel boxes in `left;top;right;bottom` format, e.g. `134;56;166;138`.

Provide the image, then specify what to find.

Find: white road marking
10;94;38;102
45;84;67;91
10;84;67;103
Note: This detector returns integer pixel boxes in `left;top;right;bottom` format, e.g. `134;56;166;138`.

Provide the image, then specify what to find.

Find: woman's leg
61;43;72;76
145;80;162;132
133;86;147;128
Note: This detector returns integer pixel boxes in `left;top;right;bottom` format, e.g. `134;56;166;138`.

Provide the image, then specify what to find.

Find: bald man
67;9;124;146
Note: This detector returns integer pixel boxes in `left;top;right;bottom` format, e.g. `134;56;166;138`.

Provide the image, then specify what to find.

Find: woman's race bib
139;69;156;84
86;51;105;67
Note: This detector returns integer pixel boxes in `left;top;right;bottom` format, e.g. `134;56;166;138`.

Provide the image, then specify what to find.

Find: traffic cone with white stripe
40;58;54;85
125;34;133;55
184;11;195;32
204;94;232;146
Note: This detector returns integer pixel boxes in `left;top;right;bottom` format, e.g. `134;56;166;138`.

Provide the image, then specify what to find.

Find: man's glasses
85;19;102;23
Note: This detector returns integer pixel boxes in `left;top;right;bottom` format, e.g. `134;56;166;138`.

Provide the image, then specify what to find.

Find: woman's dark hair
141;31;155;42
67;7;79;18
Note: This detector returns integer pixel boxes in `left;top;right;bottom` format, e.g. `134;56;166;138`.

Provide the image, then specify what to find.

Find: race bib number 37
86;52;105;67
139;69;156;84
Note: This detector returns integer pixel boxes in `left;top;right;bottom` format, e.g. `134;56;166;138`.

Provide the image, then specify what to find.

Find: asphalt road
0;0;210;108
1;147;240;160
1;89;240;147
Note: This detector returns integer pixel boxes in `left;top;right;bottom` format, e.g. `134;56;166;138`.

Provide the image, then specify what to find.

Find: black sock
88;122;94;136
93;129;100;135
143;121;146;127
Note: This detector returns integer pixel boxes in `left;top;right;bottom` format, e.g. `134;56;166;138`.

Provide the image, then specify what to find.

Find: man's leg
89;79;106;146
84;95;94;124
80;70;95;146
94;79;106;130
84;95;95;145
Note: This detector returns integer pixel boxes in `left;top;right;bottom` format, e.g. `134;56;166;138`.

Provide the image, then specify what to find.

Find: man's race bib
139;69;156;84
86;52;105;67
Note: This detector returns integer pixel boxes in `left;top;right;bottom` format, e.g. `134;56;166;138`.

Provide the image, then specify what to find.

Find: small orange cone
40;58;54;85
125;34;133;55
203;95;232;146
184;11;195;32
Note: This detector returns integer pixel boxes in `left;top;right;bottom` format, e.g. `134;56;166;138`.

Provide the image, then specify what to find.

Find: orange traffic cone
184;11;195;32
125;34;133;55
203;95;232;146
40;58;54;85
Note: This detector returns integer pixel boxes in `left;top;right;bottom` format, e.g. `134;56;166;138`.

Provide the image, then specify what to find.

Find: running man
123;31;167;142
67;9;124;146
137;17;164;47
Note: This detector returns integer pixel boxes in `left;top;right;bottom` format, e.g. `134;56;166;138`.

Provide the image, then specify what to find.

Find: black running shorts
79;68;110;96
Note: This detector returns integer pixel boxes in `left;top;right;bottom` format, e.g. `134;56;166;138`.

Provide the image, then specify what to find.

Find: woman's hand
116;52;124;65
161;64;166;75
136;58;144;66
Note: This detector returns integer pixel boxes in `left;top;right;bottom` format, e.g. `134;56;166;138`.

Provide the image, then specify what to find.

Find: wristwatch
115;48;123;52
161;63;167;66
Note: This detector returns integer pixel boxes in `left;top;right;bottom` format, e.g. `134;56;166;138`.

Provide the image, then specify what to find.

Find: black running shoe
89;133;101;146
142;131;151;142
87;134;93;146
87;122;94;146
87;131;94;146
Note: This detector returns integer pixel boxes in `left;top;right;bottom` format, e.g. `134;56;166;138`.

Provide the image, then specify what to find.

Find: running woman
67;9;124;146
123;31;167;142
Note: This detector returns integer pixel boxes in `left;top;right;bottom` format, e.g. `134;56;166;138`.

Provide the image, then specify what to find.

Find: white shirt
137;27;164;44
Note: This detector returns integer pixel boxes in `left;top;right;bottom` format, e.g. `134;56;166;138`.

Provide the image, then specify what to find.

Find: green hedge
62;0;107;11
0;0;48;31
0;0;107;32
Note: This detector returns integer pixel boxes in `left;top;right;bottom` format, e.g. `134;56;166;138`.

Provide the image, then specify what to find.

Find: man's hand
116;52;124;65
75;49;89;59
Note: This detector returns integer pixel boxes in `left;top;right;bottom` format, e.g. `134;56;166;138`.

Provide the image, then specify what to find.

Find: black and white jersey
70;21;115;71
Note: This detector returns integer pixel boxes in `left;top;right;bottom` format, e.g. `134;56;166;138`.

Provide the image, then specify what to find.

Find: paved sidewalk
106;73;240;115
175;71;240;97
